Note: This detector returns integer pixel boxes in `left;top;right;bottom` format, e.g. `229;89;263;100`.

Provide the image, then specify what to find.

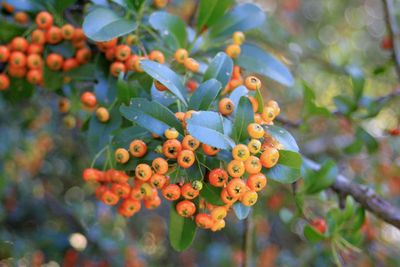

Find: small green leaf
356;126;378;153
233;203;251;220
351;207;365;231
302;82;331;118
197;0;234;31
149;11;187;49
117;74;140;104
120;98;183;135
254;88;264;113
263;125;299;152
83;7;136;41
229;85;248;109
346;66;364;101
186;111;235;149
2;78;34;103
304;160;338;194
263;150;302;184
304;225;325;243
43;67;64;91
231;97;254;142
141;60;188;106
169;203;197;251
200;184;225;206
189;79;222;110
238;43;294;87
0;19;27;42
203;52;233;88
333;95;357;115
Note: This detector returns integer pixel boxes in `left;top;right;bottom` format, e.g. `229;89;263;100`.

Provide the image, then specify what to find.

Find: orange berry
195;213;213;229
115;45;131;61
26;69;42;85
162;184;181;201
211;206;228;221
46;53;64;71
111;182;131;199
11;37;28;52
247;123;264;139
149;50;165;64
27;54;43;69
261;106;276;123
260;146;279;168
135;164;153;181
182;135;200;151
219;98;234;116
181;182;199;200
209;168;228;187
202;144;220;156
80;91;97;108
35;11;53;30
82;168;103;182
46;26;63;44
144;195;162;209
240;190;258;206
247;139;262;154
76;48;92;64
162;139;182;159
62;58;79;72
61;24;75;40
58;98;71;113
0;74;10;91
154;80;168;91
186;79;198;92
176;200;196;217
174;48;188;63
267;100;280;116
0;46;10;62
232;31;245;45
96;107;110;122
27;44;44;55
232;144;250;161
220;187;238;204
177;150;195;168
14;11;29;24
9;51;27;68
311;218;327;234
225;44;241;59
8;66;26;78
115;148;130;164
244;156;262;174
245;76;261;91
149;173;167;189
125;34;138;45
110;61;126;77
118;198;141;217
164;127;179;139
226;178;247;198
129;139;147;157
31;29;46;45
247;173;267;192
152;157;169;174
184;57;199;72
248;96;259;112
101;190;120;206
153;0;168;9
211;219;226;232
227;160;245;178
72;28;86;43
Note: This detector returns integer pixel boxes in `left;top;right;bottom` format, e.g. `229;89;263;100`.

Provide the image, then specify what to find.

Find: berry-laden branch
382;0;400;80
304;159;400;229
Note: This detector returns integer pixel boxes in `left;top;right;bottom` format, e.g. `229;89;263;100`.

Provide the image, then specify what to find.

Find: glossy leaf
231;97;254;142
169;204;197;251
0;19;27;42
200;184;225;206
233;203;251;220
263;125;299;152
197;0;234;31
303;83;331;118
229;85;248;110
263;150;302;184
347;66;365;101
186;111;235;149
238;44;294;87
120;98;184;135
83;7;136;41
203;52;233;88
208;3;266;39
149;11;187;49
141;60;188;106
189;79;222;110
303;160;337;194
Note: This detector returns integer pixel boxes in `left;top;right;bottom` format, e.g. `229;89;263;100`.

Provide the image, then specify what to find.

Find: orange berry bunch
0;11;92;91
225;31;245;59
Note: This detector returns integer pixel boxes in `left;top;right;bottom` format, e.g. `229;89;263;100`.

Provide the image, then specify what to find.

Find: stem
90;145;109;168
242;210;253;267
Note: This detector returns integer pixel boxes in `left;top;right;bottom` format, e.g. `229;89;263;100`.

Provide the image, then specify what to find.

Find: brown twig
304;159;400;229
382;0;400;80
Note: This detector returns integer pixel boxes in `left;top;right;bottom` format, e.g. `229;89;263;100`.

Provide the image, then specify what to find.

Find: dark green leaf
356;126;378;153
0;19;27;42
255;88;264;113
304;225;325;243
117;74;140;104
186;111;235;149
263;150;302;184
120;98;184;135
229;85;248;109
2;78;34;103
351;207;365;231
238;43;294;87
231;97;254;142
197;0;234;31
302;82;331;118
333;95;357;115
303;160;337;194
169;203;197;251
83;7;136;41
203;52;233;88
200;184;225;206
43;67;64;91
141;60;188;106
208;3;266;39
189;79;222;110
263;125;299;152
149;11;187;49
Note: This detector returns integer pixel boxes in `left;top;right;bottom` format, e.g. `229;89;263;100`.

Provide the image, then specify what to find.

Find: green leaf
351;207;365;231
66;64;97;81
343;139;363;154
203;52;233;88
120;98;184;135
189;79;222;110
208;3;266;39
200;184;225;206
233;203;251;220
302;82;331;118
356;126;378;153
140;60;188;106
169;203;197;251
47;41;75;58
304;160;337;194
53;0;77;14
231;97;254;142
186;111;235;149
304;225;325;243
0;19;27;42
2;78;34;103
117;74;140;104
263;125;299;152
197;0;234;31
333;95;357;115
149;11;187;49
43;67;64;91
229;85;248;109
83;7;136;42
238;43;294;87
346;66;364;101
263;150;302;184
111;126;149;149
255;88;264;113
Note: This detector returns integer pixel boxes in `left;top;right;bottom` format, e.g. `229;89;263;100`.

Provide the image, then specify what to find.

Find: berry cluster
0;11;91;90
82;74;283;232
